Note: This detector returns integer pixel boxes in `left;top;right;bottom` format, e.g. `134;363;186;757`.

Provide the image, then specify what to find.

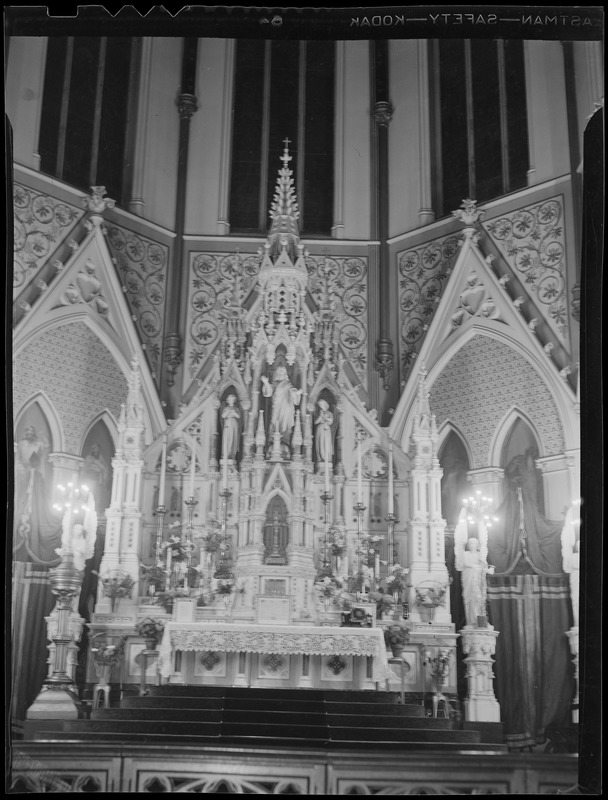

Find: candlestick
388;441;394;515
357;438;363;503
159;434;167;507
222;426;228;489
189;436;196;498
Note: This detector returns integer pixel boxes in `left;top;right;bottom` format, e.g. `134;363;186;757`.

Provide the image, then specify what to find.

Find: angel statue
561;505;580;628
454;506;491;627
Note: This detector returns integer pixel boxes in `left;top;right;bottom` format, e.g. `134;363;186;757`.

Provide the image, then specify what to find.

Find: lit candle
222;426;228;490
189;437;196;498
388;442;394;515
159;434;167;507
357;436;363;504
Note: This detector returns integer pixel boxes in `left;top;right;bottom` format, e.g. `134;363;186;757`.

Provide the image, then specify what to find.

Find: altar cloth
158;622;390;682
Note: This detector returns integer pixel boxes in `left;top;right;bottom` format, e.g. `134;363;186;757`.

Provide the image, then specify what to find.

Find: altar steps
25;686;506;752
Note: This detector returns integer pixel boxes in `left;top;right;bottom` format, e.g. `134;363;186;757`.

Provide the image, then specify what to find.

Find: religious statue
221;394;241;460
456;536;489;627
13;425;62;565
261;366;302;443
314;399;334;463
80;443;110;513
561;505;580;628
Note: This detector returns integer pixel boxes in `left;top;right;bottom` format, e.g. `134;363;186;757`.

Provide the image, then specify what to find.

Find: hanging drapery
487;451;573;749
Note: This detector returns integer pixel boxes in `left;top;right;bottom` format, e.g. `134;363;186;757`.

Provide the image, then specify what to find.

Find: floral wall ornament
105;223;169;386
13;183;84;297
482;196;570;348
185;251;261;379
307;255;368;388
398;232;461;380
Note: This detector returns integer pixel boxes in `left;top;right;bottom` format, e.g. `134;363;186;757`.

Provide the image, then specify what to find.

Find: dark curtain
10;563;56;721
486;451;573;749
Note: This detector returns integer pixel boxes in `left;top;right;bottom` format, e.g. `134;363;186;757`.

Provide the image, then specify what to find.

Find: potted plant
156;587;190;613
135;617;165;650
383;622;410;657
140;564;166;597
98;569;135;612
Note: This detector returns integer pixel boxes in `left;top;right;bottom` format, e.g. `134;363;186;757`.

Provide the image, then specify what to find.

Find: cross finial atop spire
281;138;292;166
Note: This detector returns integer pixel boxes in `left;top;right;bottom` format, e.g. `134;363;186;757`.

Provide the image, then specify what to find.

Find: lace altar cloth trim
158;623;390;682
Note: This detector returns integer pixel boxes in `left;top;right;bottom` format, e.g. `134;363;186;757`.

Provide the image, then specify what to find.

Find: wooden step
29;730;507;753
327;726;480;744
325;701;425;717
121;696;226;710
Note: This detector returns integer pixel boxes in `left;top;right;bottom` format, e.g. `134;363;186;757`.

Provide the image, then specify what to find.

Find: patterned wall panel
13;322;126;453
105;224;170;386
306;255;369;389
13;183;85;298
185;251;261;379
398;233;461;381
482;196;570;349
430;336;564;465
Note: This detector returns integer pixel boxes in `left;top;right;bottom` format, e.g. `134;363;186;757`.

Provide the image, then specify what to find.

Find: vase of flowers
135;617;165;650
156;587;190;613
414;580;449;623
423;647;452;690
140;564;166;596
90;635;126;685
98;570;135;612
384;564;409;602
383;622;410;657
369;591;395;620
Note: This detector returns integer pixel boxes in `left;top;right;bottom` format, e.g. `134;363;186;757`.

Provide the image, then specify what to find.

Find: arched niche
438;429;472;531
312;388;338;467
500;416;545;515
263;494;289;565
80;417;116;516
217;385;243;466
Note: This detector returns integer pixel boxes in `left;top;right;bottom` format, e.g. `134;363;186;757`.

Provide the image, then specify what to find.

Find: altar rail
11;743;579;794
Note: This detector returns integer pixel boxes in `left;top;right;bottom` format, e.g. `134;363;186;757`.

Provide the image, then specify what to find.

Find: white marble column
461;626;501;722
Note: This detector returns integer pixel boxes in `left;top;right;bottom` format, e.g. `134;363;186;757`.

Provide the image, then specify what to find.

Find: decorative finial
82;186;116;215
452;198;485;226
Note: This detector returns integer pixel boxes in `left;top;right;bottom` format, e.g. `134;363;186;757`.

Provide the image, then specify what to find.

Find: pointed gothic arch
437;424;473;530
488;406;544;466
14;391;64;453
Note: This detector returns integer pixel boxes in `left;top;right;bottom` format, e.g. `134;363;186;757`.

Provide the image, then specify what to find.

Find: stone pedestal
566;626;579;723
460;625;501;723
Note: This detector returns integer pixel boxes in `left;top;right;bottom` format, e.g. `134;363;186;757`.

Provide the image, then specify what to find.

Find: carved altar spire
267;139;301;262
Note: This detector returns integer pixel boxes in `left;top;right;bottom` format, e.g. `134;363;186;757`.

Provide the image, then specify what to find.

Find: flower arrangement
140;564;166;591
90;635;126;666
202;529;224;553
383;622;409;650
384;564;409;595
317;576;343;598
99;570;135;600
328;528;347;556
369;591;395;618
156;587;190;612
163;535;189;562
355;534;382;563
216;579;235;595
414;581;449;608
135;617;165;641
423;648;452;686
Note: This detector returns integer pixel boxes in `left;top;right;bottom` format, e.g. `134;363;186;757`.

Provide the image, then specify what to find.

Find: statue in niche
170;485;181;513
262;366;302;445
263;498;288;565
13;424;62;565
80;443;110;513
221;394;241;461
314;399;334;463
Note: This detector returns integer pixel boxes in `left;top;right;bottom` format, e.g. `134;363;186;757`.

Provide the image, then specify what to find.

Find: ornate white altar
158;622;390;688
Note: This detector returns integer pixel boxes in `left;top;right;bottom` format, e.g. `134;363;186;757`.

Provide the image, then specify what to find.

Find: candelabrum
154;504;166;570
354;501;366;601
319;490;334;579
213;488;234;580
184;496;196;568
